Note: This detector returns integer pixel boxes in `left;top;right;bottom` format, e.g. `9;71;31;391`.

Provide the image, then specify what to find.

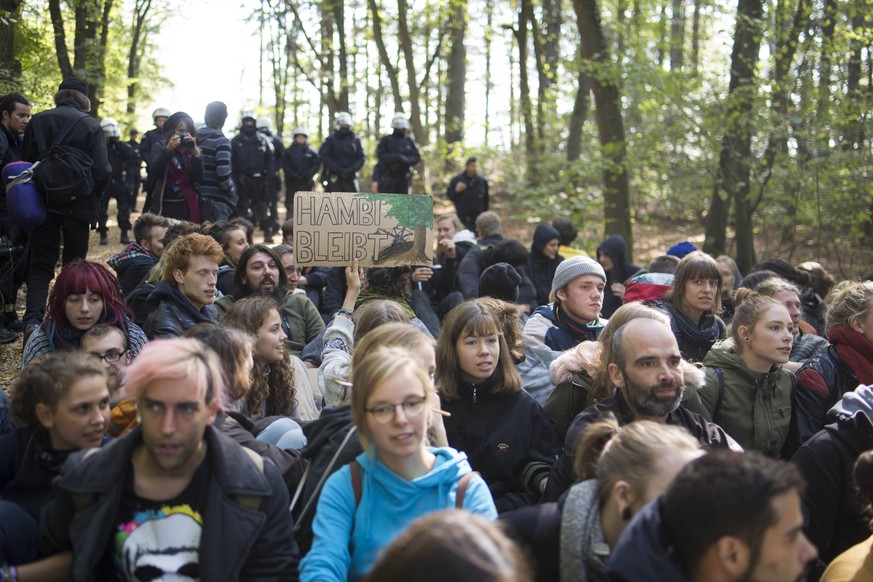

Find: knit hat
204;101;228;126
59;77;88;95
465;156;477;166
479;263;521;302
666;241;698;259
550;256;606;297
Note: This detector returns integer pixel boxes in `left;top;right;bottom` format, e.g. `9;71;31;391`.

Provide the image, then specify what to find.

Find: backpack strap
293;424;358;532
455;471;477;509
349;459;363;506
35;113;87;158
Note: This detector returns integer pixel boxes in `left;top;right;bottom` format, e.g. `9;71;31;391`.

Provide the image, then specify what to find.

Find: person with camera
145;111;202;223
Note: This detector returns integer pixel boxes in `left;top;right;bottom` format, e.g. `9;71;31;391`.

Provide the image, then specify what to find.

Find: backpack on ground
31;114;95;208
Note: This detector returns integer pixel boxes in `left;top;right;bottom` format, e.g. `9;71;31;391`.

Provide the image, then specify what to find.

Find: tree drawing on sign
366;193;433;264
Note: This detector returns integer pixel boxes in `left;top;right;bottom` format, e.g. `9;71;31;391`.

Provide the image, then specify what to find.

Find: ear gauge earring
621;507;632;521
744;336;751;341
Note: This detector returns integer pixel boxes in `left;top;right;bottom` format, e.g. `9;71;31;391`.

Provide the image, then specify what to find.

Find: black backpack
31;114;95;208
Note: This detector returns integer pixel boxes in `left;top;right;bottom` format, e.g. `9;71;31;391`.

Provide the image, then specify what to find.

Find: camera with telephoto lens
177;132;195;150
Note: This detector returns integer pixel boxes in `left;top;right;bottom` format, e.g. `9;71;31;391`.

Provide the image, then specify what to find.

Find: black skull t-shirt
111;455;210;581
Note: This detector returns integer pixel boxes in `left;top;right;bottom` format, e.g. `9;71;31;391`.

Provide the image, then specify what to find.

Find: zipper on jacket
760;377;773;455
473;384;478;404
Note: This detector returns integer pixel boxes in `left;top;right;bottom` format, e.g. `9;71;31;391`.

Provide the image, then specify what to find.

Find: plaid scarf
107;242;152;270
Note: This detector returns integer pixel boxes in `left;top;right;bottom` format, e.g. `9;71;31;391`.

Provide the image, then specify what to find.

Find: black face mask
241;124;256;136
338;126;351;135
393;129;406;137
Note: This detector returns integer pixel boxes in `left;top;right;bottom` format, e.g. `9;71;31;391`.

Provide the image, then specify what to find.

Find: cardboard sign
293;192;434;267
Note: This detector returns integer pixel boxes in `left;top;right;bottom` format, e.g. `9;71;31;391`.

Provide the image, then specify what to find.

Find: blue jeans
256;417;307;449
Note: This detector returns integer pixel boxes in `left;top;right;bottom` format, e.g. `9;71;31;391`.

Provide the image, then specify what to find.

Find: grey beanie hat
550;256;607;297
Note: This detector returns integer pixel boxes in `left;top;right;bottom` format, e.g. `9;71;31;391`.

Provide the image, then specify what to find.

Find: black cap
479;262;521;302
465;156;478;165
59;77;88;95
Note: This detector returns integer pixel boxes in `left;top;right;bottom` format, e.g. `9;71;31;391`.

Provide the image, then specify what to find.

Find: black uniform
124;137;142;209
319;128;364;193
97;139;136;236
446;170;489;231
21;100;111;327
259;129;284;232
283;141;320;216
138;126;163;212
375;130;420;194
231;128;275;233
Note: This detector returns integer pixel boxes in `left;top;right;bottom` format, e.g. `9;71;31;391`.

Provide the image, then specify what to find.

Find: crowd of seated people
1;208;869;582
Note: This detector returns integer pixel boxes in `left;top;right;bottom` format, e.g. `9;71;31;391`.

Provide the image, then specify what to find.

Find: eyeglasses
365;396;427;425
90;349;127;363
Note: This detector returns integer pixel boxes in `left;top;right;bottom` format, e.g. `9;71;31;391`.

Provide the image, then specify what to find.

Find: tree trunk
397;0;425;144
705;0;764;272
0;0;23;84
332;0;350;112
843;7;865;150
817;0;837;150
48;0;73;78
573;0;633;259
514;3;536;161
368;0;404;113
670;0;684;71
126;0;152;116
567;59;590;162
484;0;493;148
691;0;701;72
444;0;467;148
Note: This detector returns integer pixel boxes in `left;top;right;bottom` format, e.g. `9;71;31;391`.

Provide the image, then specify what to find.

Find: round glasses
365;396;427;425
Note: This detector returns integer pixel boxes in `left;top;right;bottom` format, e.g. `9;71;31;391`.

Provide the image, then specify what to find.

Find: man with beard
214;245;323;357
542;318;740;502
607;451;817;582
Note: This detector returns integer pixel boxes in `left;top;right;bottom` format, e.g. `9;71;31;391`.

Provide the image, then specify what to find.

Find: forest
0;0;871;276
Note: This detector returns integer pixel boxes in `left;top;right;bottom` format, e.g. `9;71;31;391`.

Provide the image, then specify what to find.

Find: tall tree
444;0;466;148
573;0;633;258
703;0;764;271
125;0;152;116
0;0;23;84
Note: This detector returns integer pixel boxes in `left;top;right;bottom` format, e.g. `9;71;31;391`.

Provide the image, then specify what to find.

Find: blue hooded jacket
300;447;497;581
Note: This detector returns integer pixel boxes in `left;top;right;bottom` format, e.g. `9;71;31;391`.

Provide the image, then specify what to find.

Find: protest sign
293;192;433;267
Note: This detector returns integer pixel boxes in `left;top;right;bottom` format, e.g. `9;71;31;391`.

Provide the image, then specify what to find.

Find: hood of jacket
703;339;784;388
354;447;473;539
829;384;873;425
606;499;691;582
532;224;560;256
550;340;602;384
301;405;354;456
597;235;628;269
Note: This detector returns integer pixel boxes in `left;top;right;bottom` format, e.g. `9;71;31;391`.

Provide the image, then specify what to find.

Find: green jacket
216;291;325;357
684;340;793;458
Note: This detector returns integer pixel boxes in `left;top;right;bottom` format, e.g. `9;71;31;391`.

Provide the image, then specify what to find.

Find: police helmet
334;112;353;130
256;116;273;132
152;107;170;121
100;117;121;138
241;111;257;123
292;127;310;138
391;113;410;130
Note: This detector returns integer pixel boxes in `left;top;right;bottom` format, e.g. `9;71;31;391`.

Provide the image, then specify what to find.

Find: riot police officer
98;118;136;245
376;113;420;194
283;126;320;217
231;112;275;240
319;112;364;192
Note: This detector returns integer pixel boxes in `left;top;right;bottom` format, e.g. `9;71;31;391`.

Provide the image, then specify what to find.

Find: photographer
145;111;202;223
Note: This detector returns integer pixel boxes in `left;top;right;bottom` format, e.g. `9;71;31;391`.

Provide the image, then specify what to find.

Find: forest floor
1;189;867;388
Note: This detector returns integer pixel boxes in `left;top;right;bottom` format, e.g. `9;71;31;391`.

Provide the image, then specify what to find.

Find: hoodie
526;224;564;307
299;447;497;582
683;340;793;458
596;235;641;318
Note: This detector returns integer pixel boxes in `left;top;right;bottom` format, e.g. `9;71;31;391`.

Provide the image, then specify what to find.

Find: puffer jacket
684;340;793;458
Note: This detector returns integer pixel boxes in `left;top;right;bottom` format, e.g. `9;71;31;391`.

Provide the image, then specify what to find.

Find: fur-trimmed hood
549;340;706;389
